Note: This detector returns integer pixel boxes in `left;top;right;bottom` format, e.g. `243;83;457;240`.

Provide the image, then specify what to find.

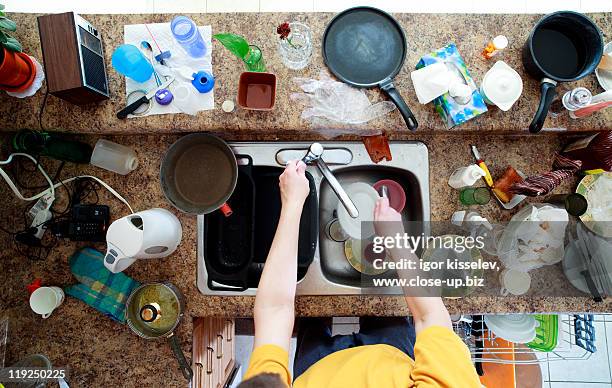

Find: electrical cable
0;153;55;201
39;88;49;131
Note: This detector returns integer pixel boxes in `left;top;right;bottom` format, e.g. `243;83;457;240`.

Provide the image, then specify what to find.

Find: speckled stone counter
0;12;610;134
1;131;610;387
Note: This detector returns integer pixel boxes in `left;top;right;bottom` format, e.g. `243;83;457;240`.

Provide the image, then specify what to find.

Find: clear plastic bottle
448;164;486;189
171;16;206;58
90;139;138;175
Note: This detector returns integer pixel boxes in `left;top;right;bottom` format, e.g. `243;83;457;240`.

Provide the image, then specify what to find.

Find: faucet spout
302;143;359;218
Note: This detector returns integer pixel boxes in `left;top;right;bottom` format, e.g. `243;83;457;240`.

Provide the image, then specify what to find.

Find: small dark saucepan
523;11;603;133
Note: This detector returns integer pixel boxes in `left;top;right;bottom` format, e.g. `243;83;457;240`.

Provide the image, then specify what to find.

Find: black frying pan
323;7;418;131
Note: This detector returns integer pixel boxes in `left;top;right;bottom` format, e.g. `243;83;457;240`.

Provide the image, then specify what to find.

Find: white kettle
104;208;182;273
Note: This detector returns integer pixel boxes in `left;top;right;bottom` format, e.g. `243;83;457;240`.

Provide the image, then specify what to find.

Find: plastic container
448;164;486;189
90;139;138;175
111;44;153;83
171;16;206;58
527;314;558;352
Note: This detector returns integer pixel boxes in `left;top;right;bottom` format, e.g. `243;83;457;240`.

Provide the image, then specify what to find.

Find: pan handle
168;333;194;381
380;79;418;131
529;78;557;134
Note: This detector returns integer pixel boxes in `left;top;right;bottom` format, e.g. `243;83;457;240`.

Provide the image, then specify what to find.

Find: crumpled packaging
290;71;396;138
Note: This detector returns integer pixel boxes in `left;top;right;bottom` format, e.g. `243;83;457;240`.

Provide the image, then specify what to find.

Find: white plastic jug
90;139;138;175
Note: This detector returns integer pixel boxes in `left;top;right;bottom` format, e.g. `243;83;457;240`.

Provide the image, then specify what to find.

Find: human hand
374;197;404;237
279;160;309;211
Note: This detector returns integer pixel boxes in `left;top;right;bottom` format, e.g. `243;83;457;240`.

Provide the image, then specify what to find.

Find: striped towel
64;247;140;323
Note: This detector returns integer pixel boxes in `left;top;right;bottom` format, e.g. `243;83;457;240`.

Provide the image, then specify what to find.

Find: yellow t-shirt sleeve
411;326;481;388
243;344;292;387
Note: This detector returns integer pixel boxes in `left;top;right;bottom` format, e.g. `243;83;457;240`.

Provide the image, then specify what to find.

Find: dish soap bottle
448;164;486;189
90;139;138;175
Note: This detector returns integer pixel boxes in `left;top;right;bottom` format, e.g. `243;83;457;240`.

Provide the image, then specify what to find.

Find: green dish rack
527;314;558;352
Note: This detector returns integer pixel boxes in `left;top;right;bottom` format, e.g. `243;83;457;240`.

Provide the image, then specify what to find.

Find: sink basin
197;141;429;295
318;166;425;288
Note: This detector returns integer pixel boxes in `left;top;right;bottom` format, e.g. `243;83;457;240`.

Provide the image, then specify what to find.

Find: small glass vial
482;35;508;59
171;16;206;58
90;139;138;175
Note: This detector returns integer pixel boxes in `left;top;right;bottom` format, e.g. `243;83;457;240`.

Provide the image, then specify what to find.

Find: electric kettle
104;208;182;273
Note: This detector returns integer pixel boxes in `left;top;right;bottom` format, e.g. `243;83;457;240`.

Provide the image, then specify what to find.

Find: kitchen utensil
578;222;612;297
237;72;276;110
459;187;491;205
373;179;406;212
484;314;538;343
344;238;389;275
125;282;193;380
570;99;612;118
470;146;493;187
29;286;64;318
576;172;612;238
160;133;237;216
595;42;612;91
522;11;603;133
337;182;379;239
480;61;523;111
499;268;531;296
104;208;182;273
527;314;558;352
116;75;175;119
126;90;151;115
547;193;588;217
322;6;418;130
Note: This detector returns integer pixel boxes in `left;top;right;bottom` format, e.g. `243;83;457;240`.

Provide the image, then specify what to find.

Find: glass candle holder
278;22;313;70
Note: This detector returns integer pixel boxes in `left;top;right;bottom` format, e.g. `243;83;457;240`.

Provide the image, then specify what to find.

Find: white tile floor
2;0;612;13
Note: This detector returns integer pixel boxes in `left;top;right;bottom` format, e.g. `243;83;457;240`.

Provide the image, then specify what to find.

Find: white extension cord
0;153;134;214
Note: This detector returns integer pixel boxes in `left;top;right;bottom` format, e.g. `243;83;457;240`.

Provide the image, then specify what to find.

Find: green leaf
4;36;21;52
212;33;250;59
0;16;16;32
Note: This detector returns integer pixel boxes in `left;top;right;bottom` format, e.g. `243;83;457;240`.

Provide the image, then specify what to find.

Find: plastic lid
493;35;509;50
482;61;523;111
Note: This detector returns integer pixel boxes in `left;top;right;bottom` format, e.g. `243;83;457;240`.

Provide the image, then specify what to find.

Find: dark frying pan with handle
323;7;418;131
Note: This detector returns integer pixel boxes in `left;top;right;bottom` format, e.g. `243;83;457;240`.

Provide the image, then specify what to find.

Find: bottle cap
126;156;139;172
493;35;508;50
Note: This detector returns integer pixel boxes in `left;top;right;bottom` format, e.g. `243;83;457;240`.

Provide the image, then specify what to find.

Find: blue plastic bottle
171;16;206;58
111;44;153;83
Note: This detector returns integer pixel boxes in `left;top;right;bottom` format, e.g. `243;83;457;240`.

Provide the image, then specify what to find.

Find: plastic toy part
191;71;215;93
155;89;174;105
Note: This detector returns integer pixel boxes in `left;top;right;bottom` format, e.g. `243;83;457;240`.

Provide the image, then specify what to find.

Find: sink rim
197;141;430;296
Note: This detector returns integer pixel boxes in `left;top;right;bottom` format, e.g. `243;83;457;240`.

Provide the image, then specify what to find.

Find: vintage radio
37;12;109;105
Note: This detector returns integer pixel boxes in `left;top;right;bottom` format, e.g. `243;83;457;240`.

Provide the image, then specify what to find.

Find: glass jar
243;45;266;72
277;22;312;70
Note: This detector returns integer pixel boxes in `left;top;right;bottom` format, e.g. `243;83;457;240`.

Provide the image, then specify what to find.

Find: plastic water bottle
90;139;138;175
111;44;153;83
171;16;206;58
448;164;486;189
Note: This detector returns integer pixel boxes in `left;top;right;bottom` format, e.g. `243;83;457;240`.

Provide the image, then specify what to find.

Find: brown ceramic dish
237;71;277;110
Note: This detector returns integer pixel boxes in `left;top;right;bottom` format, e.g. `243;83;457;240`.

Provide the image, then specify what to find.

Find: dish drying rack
453;315;600;364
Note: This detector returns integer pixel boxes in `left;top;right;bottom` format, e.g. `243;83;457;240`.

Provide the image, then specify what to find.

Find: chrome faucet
302;143;359;218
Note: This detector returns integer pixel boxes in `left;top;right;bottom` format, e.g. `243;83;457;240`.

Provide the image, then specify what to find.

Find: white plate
484;314;538;344
337;182;379;240
595;42;612;91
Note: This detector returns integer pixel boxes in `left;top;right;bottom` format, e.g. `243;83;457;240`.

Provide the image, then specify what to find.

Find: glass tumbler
278;22;313;70
459;187;491;205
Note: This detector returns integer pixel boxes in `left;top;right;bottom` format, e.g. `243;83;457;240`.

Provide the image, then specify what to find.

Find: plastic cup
111;44;153;83
459;187;491;205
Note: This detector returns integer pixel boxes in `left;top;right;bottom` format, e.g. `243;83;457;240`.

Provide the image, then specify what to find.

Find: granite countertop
1;130;610;387
0;12;610;134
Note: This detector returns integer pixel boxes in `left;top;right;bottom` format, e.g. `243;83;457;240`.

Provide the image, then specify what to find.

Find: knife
116;76;175;119
470;145;494;187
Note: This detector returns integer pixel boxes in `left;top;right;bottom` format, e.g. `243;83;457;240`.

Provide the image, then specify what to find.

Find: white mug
29;286;64;319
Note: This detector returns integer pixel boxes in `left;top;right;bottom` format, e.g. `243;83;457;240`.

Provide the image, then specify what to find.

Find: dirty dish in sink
373;179;406;212
344;238;389;275
484;314;538;344
337;182;379;239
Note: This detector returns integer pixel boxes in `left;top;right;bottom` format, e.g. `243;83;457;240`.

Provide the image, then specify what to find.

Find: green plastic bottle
12;130;93;164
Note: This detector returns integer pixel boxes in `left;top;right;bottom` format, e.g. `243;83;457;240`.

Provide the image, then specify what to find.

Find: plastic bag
290;71;396;129
496;204;569;272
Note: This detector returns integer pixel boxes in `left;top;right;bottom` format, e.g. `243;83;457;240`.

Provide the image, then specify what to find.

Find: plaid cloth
64;247;140;323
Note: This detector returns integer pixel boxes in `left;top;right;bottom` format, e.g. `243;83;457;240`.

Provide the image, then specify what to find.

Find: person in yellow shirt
239;160;480;388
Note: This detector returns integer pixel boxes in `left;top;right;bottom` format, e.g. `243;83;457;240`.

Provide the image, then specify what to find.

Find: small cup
459;187;491;205
499;269;531;296
29;286;64;319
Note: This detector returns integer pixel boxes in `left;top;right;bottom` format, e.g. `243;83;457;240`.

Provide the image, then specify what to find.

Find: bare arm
253;161;310;352
374;197;452;333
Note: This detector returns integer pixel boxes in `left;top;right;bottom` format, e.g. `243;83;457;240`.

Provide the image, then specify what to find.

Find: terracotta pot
0;47;36;92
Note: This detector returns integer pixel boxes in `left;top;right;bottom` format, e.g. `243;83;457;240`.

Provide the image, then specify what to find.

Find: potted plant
0;3;36;92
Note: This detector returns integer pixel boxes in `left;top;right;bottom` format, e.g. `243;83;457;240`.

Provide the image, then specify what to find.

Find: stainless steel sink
197;141;429;295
